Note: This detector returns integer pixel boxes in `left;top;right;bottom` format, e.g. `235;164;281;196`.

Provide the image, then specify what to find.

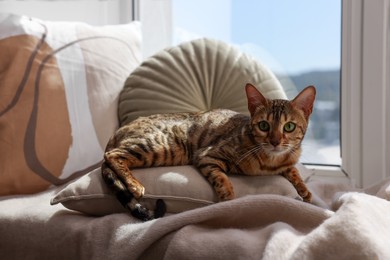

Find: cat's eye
258;121;270;132
284;122;296;133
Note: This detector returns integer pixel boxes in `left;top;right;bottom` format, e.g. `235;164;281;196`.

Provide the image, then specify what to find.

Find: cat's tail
101;162;166;221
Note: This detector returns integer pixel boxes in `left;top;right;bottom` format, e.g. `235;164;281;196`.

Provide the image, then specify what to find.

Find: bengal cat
102;83;316;221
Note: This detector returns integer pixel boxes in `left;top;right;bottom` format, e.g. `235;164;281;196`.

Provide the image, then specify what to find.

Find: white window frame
135;0;172;58
342;0;390;188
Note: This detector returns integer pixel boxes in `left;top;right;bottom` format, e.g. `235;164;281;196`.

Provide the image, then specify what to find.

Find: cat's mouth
267;145;289;155
270;147;284;153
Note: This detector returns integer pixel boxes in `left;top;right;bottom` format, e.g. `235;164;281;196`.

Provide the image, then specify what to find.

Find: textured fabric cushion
51;166;301;216
0;13;142;195
119;38;286;126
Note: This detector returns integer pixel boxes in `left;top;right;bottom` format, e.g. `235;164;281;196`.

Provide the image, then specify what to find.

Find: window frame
341;0;390;188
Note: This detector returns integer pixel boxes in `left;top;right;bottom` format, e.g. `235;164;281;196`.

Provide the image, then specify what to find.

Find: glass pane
172;0;341;165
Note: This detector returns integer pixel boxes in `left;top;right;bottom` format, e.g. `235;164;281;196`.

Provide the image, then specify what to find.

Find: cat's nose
270;138;281;147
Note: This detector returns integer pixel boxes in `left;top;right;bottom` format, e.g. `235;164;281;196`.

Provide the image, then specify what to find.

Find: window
138;0;390;187
162;0;342;166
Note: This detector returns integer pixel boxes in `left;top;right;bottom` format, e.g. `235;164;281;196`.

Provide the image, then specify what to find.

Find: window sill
303;164;351;185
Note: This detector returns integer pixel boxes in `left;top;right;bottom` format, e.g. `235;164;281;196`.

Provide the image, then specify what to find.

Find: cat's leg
281;167;312;202
102;149;166;220
103;148;145;199
194;149;235;201
102;162;165;219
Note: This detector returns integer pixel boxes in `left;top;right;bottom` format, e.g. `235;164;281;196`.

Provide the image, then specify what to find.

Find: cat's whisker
235;145;264;165
236;147;260;163
300;142;317;149
297;153;312;164
288;148;301;160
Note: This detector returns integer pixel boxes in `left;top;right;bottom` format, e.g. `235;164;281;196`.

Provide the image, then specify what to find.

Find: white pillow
0;13;141;195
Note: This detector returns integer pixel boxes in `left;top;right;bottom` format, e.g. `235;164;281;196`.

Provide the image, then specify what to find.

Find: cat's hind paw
128;199;166;221
129;183;145;199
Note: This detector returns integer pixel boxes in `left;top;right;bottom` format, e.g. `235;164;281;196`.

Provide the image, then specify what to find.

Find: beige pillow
0;14;141;195
51;166;301;216
119;38;286;126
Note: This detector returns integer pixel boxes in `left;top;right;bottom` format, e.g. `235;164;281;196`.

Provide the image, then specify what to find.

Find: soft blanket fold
1;179;390;259
139;195;330;260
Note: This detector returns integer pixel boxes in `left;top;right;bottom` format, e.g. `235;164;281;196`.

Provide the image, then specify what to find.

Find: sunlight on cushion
159;172;189;185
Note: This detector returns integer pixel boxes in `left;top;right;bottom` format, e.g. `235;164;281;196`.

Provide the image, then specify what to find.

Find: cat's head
245;83;316;157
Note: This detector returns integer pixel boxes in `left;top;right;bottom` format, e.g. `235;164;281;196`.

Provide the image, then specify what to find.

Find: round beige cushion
119;38;286;125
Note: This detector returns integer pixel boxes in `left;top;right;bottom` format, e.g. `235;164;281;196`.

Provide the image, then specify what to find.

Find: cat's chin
267;147;289;156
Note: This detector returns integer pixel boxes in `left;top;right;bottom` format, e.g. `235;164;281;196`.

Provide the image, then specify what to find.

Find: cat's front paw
300;189;312;203
218;188;235;201
214;178;235;201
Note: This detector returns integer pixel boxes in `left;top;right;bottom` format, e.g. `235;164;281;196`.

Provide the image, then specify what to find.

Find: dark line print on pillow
0;23;47;117
0;21;137;185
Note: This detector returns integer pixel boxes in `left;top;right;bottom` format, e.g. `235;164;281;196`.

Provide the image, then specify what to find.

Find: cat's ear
245;83;268;116
292;85;316;119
